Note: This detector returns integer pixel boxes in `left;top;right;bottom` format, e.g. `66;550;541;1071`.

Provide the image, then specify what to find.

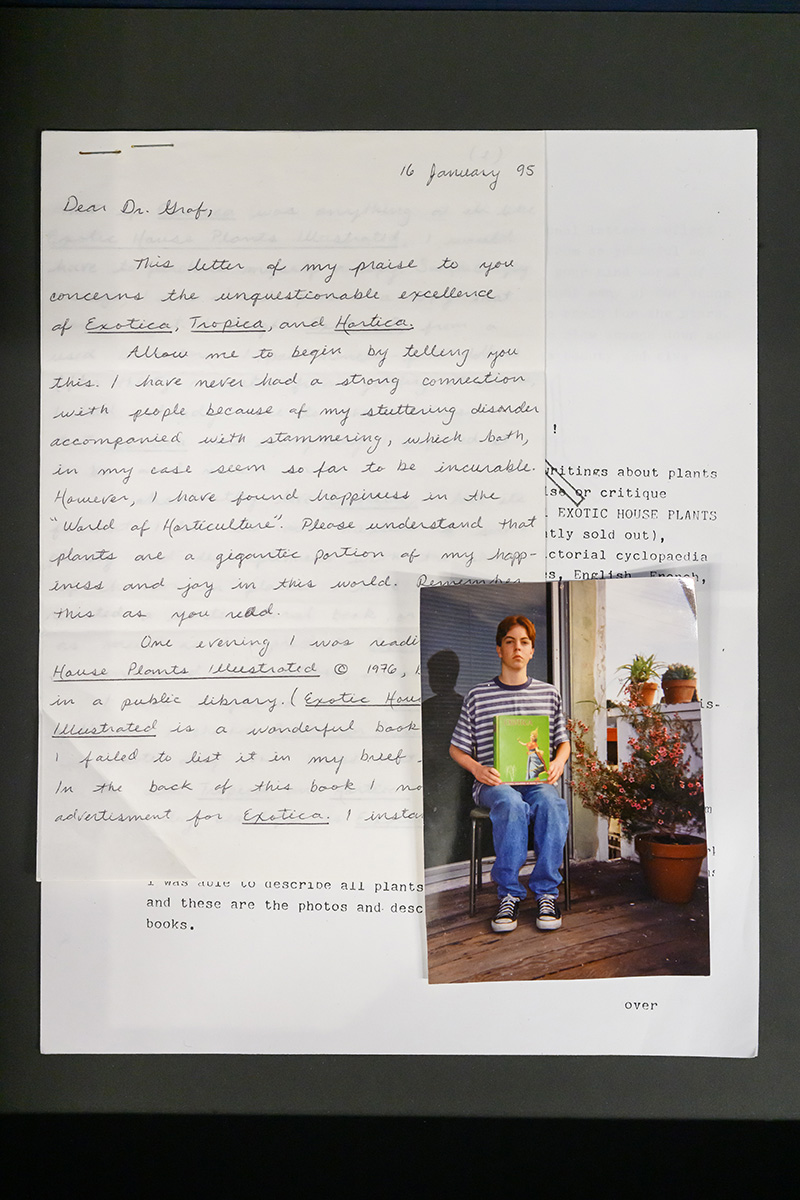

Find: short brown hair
495;614;536;647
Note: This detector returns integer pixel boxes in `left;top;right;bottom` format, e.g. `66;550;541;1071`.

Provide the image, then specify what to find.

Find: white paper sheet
39;131;546;880
40;130;758;1056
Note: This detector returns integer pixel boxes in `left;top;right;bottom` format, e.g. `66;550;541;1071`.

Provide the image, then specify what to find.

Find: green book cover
493;714;550;785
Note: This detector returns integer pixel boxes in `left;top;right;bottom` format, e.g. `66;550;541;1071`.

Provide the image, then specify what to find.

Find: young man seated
449;614;571;933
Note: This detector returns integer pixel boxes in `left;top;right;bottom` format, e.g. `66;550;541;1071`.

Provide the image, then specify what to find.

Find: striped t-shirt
450;677;568;800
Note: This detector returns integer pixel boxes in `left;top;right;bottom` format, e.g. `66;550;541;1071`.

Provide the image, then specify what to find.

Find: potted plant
568;705;707;903
617;653;663;706
661;663;697;705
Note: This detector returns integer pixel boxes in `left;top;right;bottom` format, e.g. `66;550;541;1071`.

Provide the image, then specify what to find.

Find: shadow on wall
421;649;477;867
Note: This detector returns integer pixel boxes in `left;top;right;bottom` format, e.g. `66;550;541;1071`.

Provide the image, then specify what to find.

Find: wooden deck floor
426;858;710;984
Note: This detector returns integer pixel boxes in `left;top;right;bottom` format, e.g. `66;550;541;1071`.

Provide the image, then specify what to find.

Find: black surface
1;8;798;1117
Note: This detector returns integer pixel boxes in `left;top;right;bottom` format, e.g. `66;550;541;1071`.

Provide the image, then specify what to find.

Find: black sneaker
536;894;562;931
491;895;520;933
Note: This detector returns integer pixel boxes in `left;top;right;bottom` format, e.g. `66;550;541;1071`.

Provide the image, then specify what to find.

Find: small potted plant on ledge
617;653;663;706
661;663;697;705
568;706;707;903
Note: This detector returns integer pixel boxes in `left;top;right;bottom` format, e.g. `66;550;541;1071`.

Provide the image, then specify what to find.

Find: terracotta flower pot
634;833;707;903
631;681;659;706
662;678;696;704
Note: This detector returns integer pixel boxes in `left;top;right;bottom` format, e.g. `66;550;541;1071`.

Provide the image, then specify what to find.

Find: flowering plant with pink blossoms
568;705;705;842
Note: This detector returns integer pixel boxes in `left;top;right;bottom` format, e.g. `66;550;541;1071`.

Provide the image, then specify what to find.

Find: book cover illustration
493;714;550;785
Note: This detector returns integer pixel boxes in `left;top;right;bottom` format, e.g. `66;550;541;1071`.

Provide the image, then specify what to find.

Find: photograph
421;576;709;984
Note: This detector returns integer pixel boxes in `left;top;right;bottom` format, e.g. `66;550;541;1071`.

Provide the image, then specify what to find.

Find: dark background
1;8;798;1118
420;583;550;703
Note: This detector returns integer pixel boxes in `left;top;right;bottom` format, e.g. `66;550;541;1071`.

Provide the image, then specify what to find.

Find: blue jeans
477;782;569;900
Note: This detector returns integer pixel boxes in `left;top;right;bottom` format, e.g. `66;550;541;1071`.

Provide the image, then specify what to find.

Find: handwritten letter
39;131;546;878
39;131;758;1057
